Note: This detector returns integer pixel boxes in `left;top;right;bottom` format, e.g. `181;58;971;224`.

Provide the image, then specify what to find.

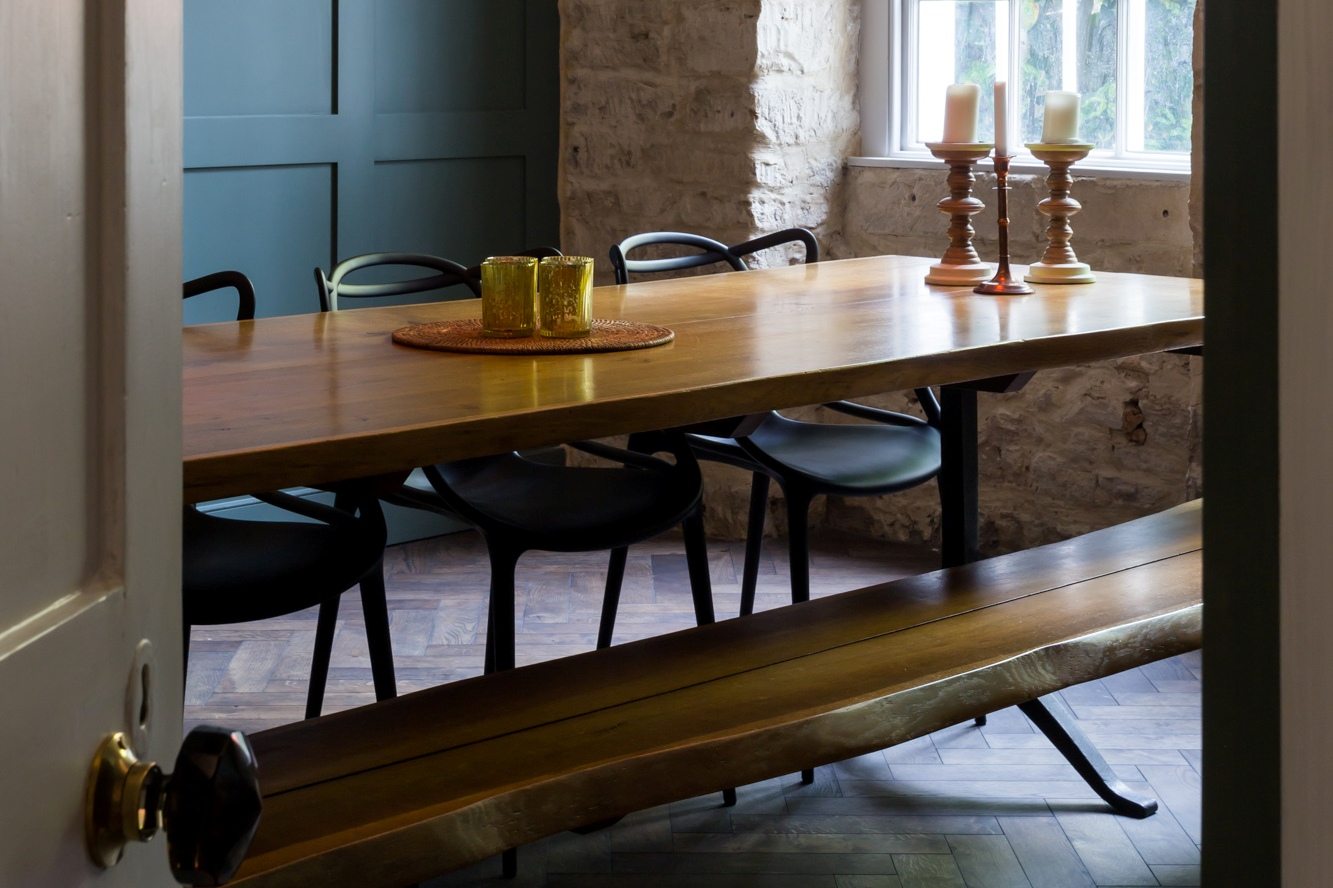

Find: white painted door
0;1;184;885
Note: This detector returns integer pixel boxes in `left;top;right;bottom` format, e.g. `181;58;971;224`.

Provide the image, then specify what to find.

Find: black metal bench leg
501;847;517;879
1019;693;1158;818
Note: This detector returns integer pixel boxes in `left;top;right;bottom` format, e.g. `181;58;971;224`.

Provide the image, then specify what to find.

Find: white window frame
854;0;1192;180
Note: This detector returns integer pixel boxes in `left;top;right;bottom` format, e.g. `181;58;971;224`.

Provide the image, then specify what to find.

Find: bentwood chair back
315;248;562;311
315;252;474;311
182;270;396;719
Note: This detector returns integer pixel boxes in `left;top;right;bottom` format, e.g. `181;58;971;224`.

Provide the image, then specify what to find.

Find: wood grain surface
183;255;1203;502
231;501;1202;887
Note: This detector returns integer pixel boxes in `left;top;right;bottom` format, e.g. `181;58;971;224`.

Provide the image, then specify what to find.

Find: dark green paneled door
183;0;559;322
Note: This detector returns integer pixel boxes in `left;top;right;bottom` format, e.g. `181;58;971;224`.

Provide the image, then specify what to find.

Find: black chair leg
306;595;341;719
684;506;734;806
682;509;715;626
487;547;520;674
739;473;770;616
785;489;812;604
785;489;816;786
358;562;397;703
598;547;629;649
489;549;522;880
484;597;497;675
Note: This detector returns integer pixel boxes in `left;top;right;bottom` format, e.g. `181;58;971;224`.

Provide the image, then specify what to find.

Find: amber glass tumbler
538;256;594;338
480;256;538;337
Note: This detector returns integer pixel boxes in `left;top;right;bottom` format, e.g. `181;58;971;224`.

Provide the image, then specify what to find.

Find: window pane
1017;0;1115;147
913;1;1004;144
1075;0;1118;149
1017;0;1062;143
1143;0;1195;152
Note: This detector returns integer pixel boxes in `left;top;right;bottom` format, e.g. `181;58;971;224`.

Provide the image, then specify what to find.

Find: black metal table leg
1019;693;1159;818
940;387;985;727
939;386;979;570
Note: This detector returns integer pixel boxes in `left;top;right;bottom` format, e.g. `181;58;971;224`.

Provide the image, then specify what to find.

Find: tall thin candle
994;81;1009;155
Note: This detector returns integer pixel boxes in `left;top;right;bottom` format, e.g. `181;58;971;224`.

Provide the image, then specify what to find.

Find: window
860;0;1196;175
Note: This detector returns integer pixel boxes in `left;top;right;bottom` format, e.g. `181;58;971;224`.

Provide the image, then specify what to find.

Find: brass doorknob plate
84;725;262;885
85;732;165;868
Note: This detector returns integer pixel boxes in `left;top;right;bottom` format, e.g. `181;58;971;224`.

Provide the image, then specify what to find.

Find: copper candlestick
923;142;994;285
974;154;1034;296
1025;142;1096;284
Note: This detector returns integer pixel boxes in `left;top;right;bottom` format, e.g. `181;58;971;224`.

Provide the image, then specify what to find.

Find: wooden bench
231;500;1202;887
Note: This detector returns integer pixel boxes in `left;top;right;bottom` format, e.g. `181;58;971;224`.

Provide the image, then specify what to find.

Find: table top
183;254;1203;503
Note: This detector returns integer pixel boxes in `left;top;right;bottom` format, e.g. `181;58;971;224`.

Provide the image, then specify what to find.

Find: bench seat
232;500;1202;887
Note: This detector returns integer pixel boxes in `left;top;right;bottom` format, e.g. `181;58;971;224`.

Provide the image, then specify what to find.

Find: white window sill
848;154;1191;183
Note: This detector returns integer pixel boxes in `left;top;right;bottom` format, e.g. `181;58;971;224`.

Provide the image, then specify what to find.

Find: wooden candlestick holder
1025;142;1096;284
923;142;994;285
974;154;1034;296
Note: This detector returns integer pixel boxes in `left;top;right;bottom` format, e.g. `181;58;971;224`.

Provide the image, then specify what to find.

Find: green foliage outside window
1145;0;1194;152
947;0;1193;153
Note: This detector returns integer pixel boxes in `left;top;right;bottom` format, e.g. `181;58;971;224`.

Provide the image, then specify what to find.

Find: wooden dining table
185;252;1203;838
184;253;1203;566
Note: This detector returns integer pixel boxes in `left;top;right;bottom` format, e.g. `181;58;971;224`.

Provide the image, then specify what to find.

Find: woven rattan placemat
391;318;675;355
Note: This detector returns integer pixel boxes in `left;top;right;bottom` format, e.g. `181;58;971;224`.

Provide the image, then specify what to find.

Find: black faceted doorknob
165;726;264;886
86;725;262;886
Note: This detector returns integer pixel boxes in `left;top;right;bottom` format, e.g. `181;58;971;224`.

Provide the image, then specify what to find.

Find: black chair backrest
609;228;819;285
316;248;564;312
608;229;939;425
183;270;257;321
462;246;562;288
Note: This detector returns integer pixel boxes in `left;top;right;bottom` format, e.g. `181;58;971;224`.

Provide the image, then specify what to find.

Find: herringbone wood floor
184;530;1202;888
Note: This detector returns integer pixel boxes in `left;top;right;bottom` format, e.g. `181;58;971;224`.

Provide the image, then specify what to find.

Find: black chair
182;271;396;719
610;230;944;612
313;253;717;674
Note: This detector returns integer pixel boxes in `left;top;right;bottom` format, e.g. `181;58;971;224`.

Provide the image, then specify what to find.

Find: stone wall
558;0;1203;552
558;0;858;274
749;0;860;254
559;0;763;278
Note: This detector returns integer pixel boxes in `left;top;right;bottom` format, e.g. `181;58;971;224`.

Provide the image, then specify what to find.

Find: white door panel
0;0;183;885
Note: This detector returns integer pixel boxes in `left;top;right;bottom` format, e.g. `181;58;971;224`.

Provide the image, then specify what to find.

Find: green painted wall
183;0;559;322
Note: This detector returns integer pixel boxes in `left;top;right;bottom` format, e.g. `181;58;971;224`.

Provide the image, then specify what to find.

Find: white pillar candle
994;81;1009;155
942;83;980;143
1041;90;1081;142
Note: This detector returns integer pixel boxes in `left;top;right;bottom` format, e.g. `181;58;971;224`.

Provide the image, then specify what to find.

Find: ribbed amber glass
480;256;538;338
